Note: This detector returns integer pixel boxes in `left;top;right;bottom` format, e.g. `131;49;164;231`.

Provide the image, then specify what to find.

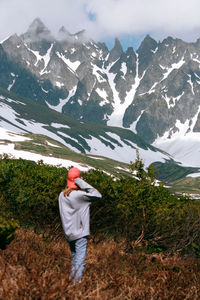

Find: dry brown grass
0;228;200;300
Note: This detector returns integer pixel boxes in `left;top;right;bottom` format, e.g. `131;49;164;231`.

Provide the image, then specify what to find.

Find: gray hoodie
58;177;102;241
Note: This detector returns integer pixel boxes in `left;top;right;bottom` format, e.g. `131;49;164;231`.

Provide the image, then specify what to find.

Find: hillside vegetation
0;154;200;298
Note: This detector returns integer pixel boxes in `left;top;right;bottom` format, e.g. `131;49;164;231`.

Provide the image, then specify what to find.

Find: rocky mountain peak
106;38;123;66
22;18;54;43
57;27;87;43
136;35;158;75
1;17;200;162
162;36;174;44
4;34;23;47
137;34;158;53
194;37;200;48
74;29;87;42
57;26;72;41
125;46;136;57
58;26;68;33
27;18;50;35
113;38;123;52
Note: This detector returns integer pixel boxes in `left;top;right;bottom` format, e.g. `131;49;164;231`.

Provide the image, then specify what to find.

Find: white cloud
0;0;92;40
0;0;200;45
86;0;200;40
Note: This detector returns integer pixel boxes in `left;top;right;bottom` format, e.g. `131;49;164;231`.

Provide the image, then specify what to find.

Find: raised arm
75;177;102;201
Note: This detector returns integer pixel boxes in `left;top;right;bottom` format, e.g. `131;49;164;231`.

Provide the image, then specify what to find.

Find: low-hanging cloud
0;0;200;44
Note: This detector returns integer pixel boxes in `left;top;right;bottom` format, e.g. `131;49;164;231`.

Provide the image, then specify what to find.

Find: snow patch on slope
85;134;168;166
154;135;200;168
46;87;77;113
0;127;30;142
0;140;90;171
26;43;53;74
8;79;16;91
96;88;108;100
56;52;80;72
129;110;145;133
0;96;172;168
92;64;107;83
160;57;185;81
153;107;200;167
162;91;184;109
107;54;145;127
51;123;70;129
0;101;79;152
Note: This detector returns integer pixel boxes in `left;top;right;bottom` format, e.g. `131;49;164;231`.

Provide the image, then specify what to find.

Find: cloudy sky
1;0;200;50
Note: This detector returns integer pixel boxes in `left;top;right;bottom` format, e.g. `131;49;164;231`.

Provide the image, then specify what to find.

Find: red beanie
67;167;81;188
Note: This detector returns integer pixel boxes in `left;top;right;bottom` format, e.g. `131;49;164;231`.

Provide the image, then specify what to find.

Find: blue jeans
69;236;88;282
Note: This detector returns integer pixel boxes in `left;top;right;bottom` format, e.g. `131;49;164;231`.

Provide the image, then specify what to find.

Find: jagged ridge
1;18;200;170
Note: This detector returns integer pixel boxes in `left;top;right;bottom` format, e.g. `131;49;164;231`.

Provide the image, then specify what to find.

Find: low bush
0;155;66;227
85;170;200;253
0;154;200;255
0;217;18;250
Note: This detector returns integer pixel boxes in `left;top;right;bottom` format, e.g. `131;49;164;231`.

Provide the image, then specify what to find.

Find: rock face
1;18;200;145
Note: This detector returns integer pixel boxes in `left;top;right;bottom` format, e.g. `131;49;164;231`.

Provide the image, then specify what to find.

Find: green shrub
0;156;67;227
84;158;200;254
0;154;200;255
0;217;18;250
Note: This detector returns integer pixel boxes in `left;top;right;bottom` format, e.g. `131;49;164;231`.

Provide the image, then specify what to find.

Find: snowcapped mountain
0;18;200;170
0;87;173;170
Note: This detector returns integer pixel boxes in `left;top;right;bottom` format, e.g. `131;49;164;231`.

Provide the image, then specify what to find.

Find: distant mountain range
1;87;199;182
0;87;170;165
0;18;200;174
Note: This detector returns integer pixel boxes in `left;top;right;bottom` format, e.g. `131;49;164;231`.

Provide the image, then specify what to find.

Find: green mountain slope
0;87;169;162
1;87;200;187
